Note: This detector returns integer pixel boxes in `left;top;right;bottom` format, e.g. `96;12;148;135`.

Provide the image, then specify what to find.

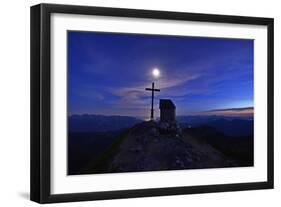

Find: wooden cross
145;82;160;120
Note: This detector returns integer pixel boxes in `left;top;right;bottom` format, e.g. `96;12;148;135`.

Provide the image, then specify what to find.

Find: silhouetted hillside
184;125;253;166
68;130;126;175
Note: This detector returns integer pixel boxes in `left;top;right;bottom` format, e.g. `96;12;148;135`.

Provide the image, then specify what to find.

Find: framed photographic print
30;3;274;203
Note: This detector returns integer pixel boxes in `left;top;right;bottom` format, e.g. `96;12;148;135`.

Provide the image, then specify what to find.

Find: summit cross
145;82;160;120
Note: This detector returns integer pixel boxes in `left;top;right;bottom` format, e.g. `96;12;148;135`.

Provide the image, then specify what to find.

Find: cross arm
145;88;160;92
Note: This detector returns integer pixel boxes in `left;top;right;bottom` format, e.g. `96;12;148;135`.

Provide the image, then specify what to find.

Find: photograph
30;3;274;203
67;31;254;175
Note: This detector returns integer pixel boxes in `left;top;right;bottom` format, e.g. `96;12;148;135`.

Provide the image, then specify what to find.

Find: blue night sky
68;31;254;119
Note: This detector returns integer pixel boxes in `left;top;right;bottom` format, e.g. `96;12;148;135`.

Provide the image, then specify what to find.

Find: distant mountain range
68;114;142;132
68;114;253;137
177;115;252;125
177;115;253;137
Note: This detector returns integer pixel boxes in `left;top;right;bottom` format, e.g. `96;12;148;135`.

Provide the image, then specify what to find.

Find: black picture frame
30;3;274;204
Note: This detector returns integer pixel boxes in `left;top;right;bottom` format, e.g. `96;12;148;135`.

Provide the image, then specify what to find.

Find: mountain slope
82;121;240;174
184;125;253;166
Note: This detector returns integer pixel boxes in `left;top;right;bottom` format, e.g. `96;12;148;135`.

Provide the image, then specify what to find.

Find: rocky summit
85;121;238;174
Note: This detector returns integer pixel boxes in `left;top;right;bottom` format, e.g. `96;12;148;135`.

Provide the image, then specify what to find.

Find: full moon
152;68;160;78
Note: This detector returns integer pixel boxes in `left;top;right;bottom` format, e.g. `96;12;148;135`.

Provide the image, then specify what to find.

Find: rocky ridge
103;121;238;173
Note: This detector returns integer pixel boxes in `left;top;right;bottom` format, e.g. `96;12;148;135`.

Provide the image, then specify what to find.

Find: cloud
202;107;254;117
